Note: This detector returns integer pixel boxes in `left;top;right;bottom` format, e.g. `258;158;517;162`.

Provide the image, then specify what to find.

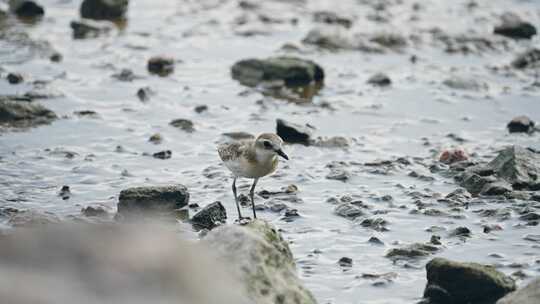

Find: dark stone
487;146;540;190
338;257;353;267
519;212;540;222
507;116;535;134
368;236;384;246
194;105;208;113
50;52;63;62
80;0;128;21
81;206;107;217
7;73;23;84
494;13;537;40
283;208;299;218
153;150;171;160
367;73;391;87
231;57;324;87
112;69;137;82
221;132;254;141
70;20;111;39
117;185;189;216
147;56;174;76
449;226;471;237
276;118;311;145
313;11;352;28
74;110;99;119
326;168;351;181
10;1;44;18
0;99;57;129
191;201;226;230
148;133;162;144
481;182;512;196
170;118;194;132
423;257;516;304
136;87;153;101
359;217;389;232
334;203;364;219
511;49;540;69
459;172;493;196
58;185;71;200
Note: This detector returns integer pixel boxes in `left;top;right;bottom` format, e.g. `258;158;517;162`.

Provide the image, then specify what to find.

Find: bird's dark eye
263;141;272;149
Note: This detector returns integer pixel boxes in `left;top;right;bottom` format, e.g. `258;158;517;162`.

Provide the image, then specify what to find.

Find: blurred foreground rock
497;278;540;304
421;257;515;304
0;224;249;304
204;220;318;304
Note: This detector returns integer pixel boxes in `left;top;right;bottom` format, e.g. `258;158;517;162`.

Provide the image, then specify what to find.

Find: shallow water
1;0;540;303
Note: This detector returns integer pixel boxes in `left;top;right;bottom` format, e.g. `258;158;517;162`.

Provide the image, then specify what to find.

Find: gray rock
191;201;227;230
204;220;317;304
423;257;516;304
276;118;312;145
136;87;153;101
0;98;57;129
507;116;535;134
70;19;112;39
497;278;540;304
367;73;391;87
170;118;194;132
385;243;439;260
448;226;471;238
335;203;364;219
312;136;349;148
117;185;189;216
9;0;44;18
231;56;324;87
481;181;512;196
152;150;171;160
80;0;128;21
459;172;494;196
7;72;23;84
112;69;138;81
81;205;108;217
487;146;540;190
494;13;537;40
326;168;351;181
443;76;485;91
511;49;540;69
147;56;175;76
358;217;389;232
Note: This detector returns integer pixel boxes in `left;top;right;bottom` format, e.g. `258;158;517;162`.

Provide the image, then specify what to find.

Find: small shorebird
218;133;289;220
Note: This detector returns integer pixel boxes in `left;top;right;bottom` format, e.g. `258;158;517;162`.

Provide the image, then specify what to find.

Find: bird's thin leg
249;178;259;219
232;177;242;220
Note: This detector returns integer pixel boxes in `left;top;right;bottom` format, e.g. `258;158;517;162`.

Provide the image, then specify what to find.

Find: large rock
191;201;227;230
204;220;317;304
497;278;540;304
486;146;540;190
0;98;57;129
494;13;537;40
231;57;324;87
422;258;516;304
80;0;128;21
511;49;540;69
117;185;189;216
0;224;249;304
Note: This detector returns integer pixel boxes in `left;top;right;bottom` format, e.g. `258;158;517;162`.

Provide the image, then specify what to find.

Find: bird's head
254;133;289;160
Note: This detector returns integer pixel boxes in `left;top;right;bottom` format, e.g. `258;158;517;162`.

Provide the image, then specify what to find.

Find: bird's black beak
276;149;289;160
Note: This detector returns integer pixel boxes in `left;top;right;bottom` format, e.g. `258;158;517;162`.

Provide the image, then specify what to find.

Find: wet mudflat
1;0;540;303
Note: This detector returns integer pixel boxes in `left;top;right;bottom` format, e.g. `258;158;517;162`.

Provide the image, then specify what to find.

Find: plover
218;133;289;220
